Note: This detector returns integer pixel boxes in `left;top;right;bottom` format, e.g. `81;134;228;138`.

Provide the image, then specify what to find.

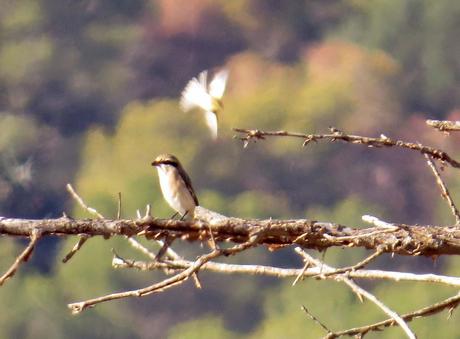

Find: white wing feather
180;73;213;112
198;70;208;87
204;111;218;139
209;69;229;99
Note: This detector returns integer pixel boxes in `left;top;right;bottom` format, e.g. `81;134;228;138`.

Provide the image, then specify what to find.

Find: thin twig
69;236;262;314
117;192;122;219
233;128;460;168
125;237;156;260
206;223;217;250
301;305;333;335
62;183;103;263
295;248;416;339
66;183;104;219
361;215;399;229
317;248;384;278
425;155;460;225
426;119;460;132
69;250;222;314
328;292;460;338
292;262;309;286
0;229;41;286
62;236;90;263
65;184;166;263
342;279;415;338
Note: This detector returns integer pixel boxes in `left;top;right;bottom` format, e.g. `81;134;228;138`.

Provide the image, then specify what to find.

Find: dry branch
295;248;415;338
0;229;41;286
68;233;263;313
233;128;460;168
426;120;460;132
425;155;460;225
2;213;460;256
112;255;460;287
0;123;459;338
328;292;460;338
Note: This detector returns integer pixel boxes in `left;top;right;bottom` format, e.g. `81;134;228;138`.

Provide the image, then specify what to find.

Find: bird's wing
204;111;218;139
198;70;208;87
180;72;213;112
209;69;229;99
177;165;199;206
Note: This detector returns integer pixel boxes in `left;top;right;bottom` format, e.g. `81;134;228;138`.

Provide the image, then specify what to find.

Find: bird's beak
151;160;159;167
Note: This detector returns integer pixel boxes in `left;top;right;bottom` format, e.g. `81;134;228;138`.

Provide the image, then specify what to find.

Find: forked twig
69;235;263;314
328;292;460;338
0;229;41;286
295;248;416;339
317;248;384;278
62;183;103;263
64;184;161;263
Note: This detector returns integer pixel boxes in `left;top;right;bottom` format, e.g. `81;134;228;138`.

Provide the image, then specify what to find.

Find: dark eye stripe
161;160;178;167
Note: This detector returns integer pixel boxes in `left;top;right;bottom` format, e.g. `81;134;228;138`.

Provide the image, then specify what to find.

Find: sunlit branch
295;248;415;339
0;229;41;286
2;213;460;256
68;234;263;314
113;254;460;286
233;128;460;168
426;119;460;133
328;292;460;338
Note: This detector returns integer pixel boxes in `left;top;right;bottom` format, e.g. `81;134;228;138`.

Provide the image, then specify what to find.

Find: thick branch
2;214;460;256
233;128;460;168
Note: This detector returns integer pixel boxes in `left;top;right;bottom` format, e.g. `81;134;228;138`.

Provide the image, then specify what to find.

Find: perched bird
151;154;199;218
180;69;229;139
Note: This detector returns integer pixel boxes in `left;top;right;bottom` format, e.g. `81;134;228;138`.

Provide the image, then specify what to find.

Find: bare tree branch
295;248;416;339
233;128;460;168
63;184;162;264
62;235;90;263
327;292;460;338
0;229;41;286
2;213;460;256
66;183;104;219
112;252;460;287
317;248;384;278
426;119;460;132
68;233;264;314
301;305;333;336
62;183;103;262
425;155;460;225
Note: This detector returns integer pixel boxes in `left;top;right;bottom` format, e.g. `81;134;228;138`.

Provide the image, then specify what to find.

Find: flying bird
151;154;199;219
180;69;229;139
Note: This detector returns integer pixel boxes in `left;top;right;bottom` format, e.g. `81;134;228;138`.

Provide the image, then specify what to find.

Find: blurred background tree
0;0;459;337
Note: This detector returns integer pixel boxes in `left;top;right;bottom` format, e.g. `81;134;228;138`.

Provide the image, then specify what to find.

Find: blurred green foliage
0;0;459;338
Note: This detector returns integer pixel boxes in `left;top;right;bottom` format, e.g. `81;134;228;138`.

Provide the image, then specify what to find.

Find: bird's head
151;154;180;167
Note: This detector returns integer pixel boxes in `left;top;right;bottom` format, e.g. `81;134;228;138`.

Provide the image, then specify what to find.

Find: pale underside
156;164;196;217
